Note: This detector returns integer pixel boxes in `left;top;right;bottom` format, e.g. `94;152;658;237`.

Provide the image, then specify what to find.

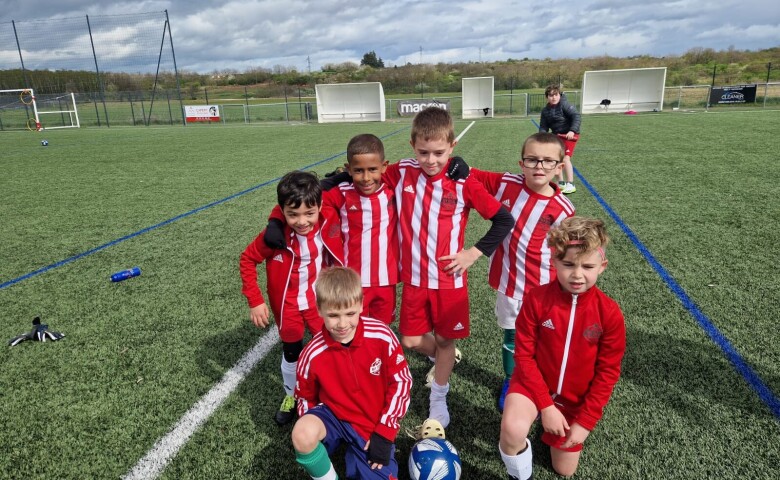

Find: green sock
502;329;516;379
296;442;337;479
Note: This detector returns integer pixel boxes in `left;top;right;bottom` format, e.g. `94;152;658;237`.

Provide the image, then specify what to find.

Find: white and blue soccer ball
41;139;49;146
408;437;462;480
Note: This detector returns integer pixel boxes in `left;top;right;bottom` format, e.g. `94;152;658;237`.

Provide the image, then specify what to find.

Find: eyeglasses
521;158;561;170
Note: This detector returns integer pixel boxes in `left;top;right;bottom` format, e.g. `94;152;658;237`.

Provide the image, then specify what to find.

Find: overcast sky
1;0;778;73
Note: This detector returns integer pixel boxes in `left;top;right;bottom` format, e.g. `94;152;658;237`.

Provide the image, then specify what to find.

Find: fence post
764;62;771;108
244;86;250;123
86;15;110;127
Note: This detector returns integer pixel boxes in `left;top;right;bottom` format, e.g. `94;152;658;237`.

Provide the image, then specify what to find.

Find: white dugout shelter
581;67;667;114
314;82;386;123
462;76;494;119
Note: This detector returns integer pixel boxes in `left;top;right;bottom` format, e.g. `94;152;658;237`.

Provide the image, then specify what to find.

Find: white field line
123;121;478;479
123;328;280;480
456;121;476;142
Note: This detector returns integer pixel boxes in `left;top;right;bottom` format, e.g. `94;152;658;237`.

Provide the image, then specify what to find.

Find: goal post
0;89;80;131
36;92;81;130
0;88;41;131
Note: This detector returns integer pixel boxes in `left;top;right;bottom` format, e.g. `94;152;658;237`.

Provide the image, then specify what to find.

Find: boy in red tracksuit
499;216;626;479
239;170;343;426
292;267;412;480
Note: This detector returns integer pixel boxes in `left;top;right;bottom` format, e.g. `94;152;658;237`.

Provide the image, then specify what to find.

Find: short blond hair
411;107;455;145
548;217;610;260
521;132;565;161
315;267;363;310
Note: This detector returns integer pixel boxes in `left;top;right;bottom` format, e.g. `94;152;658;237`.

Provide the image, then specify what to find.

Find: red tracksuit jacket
239;212;343;324
513;282;626;431
295;317;412;441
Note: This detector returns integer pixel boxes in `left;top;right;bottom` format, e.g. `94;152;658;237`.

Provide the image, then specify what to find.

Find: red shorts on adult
362;285;397;325
277;305;322;343
508;381;584;452
556;133;580;158
399;284;470;339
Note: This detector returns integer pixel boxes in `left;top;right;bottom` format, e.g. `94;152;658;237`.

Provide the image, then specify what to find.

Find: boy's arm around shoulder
469;167;505;195
467;175;514;257
239;231;275;308
575;298;626;430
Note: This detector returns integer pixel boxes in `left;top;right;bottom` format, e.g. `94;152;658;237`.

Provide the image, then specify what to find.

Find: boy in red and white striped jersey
292;267;411;480
239;171;343;426
324;134;399;324
383;107;514;429
469;133;576;412
266;134;399;325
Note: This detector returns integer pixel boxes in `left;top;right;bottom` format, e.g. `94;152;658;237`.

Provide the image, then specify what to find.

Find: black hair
277;170;321;209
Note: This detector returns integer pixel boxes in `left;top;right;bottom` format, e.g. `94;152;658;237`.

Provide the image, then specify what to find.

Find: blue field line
530;118;541;130
0;127;410;292
575;167;780;419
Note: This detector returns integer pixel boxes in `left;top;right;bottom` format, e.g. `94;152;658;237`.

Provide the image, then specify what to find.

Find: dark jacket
539;96;581;134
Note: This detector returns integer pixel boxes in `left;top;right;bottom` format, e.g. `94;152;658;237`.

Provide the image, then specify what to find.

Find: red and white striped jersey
471;169;575;300
322;183;399;287
383;158;502;289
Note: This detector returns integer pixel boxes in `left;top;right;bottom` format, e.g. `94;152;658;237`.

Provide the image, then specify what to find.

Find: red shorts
277;306;322;343
556;133;580;158
399;284;470;339
508;381;584;453
362;285;397;325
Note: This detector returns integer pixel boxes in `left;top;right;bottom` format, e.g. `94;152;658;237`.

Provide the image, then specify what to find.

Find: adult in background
539;85;581;194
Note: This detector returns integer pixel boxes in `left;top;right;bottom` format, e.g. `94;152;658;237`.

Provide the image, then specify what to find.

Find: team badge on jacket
370;358;382;375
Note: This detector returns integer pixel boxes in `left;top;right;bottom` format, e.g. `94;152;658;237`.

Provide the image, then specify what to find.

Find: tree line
1;46;777;98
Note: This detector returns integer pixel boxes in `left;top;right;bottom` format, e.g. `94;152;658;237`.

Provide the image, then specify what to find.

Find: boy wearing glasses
469;132;575;412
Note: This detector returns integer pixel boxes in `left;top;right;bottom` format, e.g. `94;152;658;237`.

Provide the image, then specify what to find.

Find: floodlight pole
12;21;34;124
764;62;771;108
86;15;110;127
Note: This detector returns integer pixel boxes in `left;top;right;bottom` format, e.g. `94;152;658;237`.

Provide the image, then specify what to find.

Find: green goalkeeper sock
502;328;516;380
296;442;338;479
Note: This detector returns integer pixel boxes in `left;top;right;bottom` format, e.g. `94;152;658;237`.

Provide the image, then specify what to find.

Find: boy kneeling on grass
292;267;412;480
499;217;626;479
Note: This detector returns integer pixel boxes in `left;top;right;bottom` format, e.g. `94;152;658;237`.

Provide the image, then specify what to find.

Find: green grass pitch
1;111;778;479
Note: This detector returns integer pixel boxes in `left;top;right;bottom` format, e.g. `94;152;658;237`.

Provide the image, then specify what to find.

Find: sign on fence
185;105;220;122
396;100;450;117
709;84;757;105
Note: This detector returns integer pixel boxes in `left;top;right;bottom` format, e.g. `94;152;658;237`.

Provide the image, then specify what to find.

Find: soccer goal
0;89;80;131
462;76;495;119
315;82;385;123
581;67;667;114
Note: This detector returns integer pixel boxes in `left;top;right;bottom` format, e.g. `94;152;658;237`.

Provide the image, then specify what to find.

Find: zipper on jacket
555;294;578;397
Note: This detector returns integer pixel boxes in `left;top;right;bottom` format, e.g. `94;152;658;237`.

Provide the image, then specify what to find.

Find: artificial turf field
1;110;778;479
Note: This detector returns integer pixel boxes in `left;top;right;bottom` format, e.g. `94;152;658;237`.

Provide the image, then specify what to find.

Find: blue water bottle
111;266;141;282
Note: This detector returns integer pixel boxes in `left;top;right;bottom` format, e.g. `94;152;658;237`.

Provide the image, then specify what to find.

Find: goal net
0;89;80;131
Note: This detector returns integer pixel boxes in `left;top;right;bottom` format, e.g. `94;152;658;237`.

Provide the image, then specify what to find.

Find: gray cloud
1;0;777;73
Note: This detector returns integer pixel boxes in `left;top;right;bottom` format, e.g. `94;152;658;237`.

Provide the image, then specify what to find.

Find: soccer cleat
406;418;446;440
425;348;462;388
562;183;576;194
497;378;511;413
274;395;296;426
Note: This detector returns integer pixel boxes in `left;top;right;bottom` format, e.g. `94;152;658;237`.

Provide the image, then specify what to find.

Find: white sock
281;357;297;397
429;382;450;427
312;464;338;480
499;439;532;480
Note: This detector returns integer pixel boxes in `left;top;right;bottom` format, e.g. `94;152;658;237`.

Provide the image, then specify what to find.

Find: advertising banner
396;100;450;117
185;105;220;122
709;85;757;105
